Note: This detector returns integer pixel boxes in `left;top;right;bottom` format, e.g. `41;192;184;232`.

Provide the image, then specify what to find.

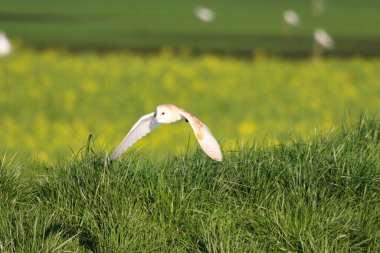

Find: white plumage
111;104;222;161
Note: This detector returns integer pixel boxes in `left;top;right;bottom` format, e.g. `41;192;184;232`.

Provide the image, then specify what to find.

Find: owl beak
153;111;157;118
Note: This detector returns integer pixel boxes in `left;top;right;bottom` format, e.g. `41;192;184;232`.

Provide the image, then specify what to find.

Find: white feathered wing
179;110;223;161
110;112;160;160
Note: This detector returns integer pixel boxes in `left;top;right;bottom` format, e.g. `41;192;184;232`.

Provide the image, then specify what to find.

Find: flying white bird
111;104;223;161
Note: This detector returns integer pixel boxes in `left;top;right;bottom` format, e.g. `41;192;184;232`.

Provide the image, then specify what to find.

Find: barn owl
111;104;222;161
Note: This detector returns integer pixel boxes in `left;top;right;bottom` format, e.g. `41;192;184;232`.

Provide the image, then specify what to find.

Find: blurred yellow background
1;48;379;162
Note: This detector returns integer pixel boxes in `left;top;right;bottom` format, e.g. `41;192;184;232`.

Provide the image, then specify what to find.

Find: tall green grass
1;117;379;252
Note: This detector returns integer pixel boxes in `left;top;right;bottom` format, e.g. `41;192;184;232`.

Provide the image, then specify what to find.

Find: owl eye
161;112;165;115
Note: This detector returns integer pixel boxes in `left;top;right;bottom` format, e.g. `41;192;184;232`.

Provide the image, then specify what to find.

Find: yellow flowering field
0;48;379;162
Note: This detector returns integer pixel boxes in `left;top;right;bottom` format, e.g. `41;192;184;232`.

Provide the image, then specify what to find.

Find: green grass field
1;2;380;250
1;117;379;252
1;0;380;56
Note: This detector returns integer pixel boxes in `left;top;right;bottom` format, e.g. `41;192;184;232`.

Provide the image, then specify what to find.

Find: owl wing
178;110;223;161
111;112;160;160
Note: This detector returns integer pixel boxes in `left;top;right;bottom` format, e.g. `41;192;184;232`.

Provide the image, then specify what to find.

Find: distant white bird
0;32;12;57
194;6;215;23
283;10;300;26
111;104;223;161
314;28;334;49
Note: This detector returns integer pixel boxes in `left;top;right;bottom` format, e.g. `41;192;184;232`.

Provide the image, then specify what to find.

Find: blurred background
0;0;379;162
